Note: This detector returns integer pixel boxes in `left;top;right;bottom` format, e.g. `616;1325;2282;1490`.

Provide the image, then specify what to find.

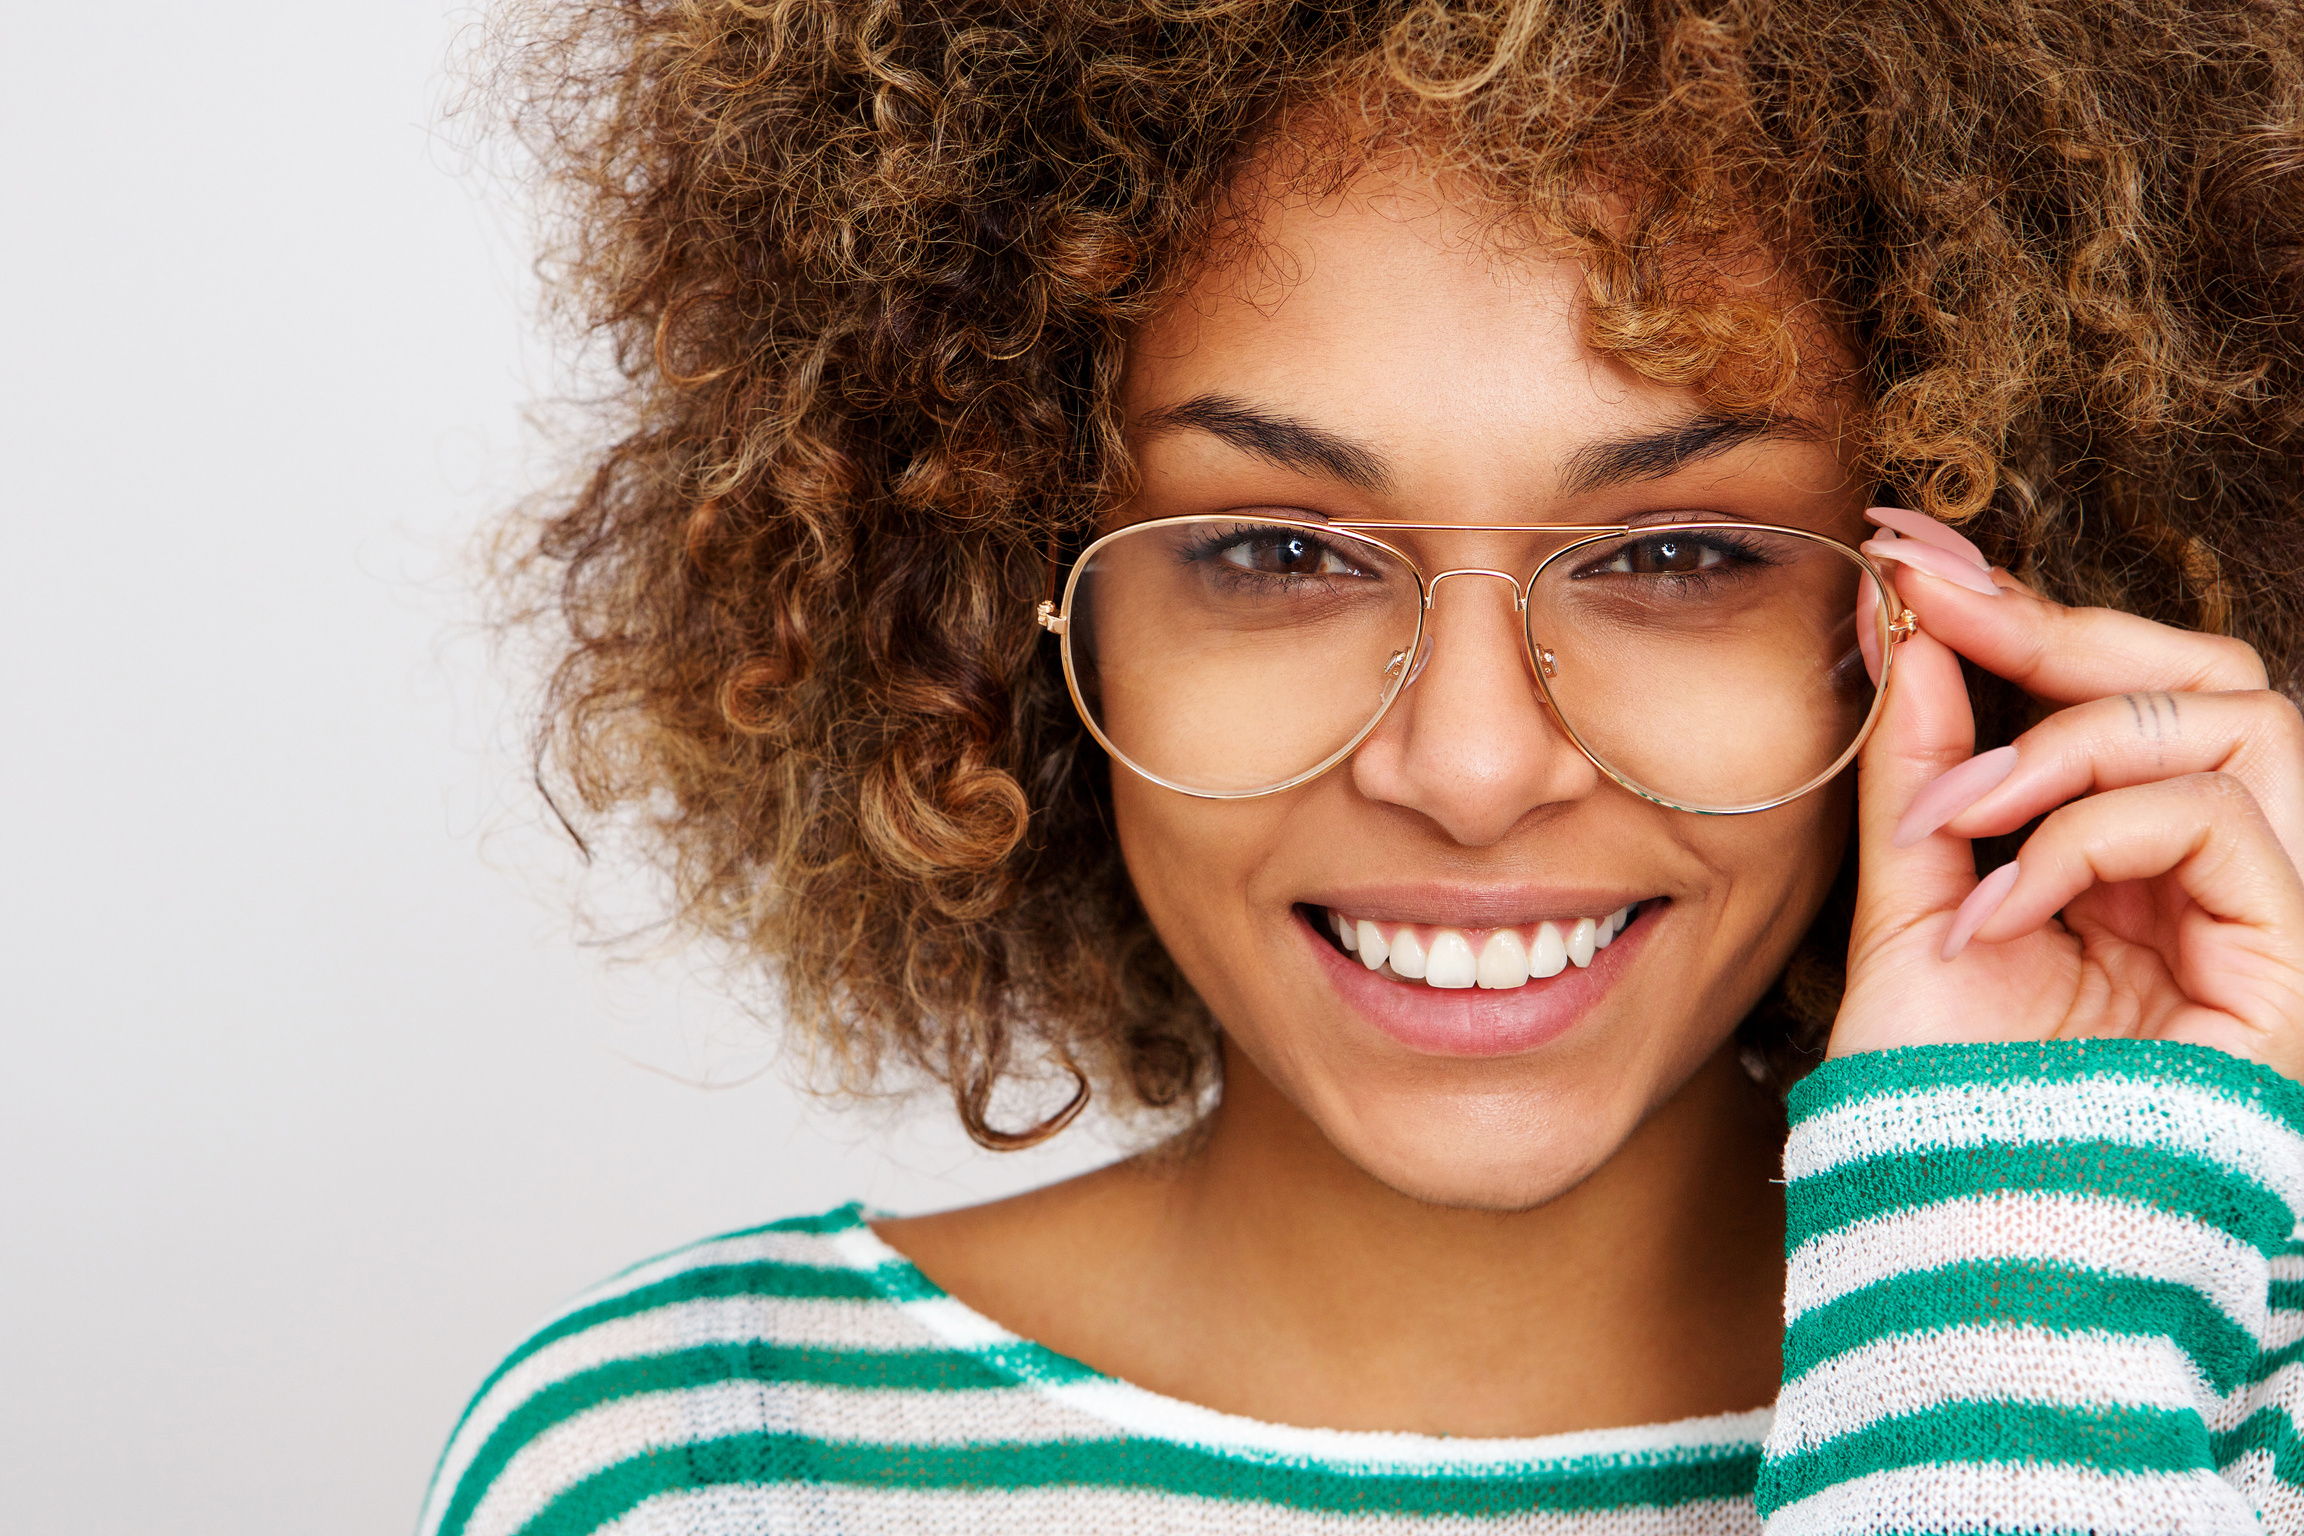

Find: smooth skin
880;158;2304;1439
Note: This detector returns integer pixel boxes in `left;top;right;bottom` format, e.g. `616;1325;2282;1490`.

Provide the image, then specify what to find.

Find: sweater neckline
813;1200;1774;1475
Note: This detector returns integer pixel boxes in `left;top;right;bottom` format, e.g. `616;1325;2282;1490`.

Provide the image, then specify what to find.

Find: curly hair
486;0;2304;1144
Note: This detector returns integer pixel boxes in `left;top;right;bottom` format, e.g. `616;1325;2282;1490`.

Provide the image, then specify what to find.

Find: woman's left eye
1599;535;1729;576
1218;532;1358;576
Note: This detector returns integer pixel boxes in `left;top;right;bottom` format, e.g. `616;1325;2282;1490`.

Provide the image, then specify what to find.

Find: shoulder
417;1204;956;1536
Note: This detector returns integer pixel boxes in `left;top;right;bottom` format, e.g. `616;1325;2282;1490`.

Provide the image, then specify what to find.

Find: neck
878;1038;1786;1437
1158;1040;1786;1432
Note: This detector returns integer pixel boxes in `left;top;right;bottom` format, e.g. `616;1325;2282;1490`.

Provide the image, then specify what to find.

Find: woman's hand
1829;510;2304;1081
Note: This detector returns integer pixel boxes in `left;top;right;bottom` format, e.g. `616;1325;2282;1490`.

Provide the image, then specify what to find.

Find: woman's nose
1347;572;1601;845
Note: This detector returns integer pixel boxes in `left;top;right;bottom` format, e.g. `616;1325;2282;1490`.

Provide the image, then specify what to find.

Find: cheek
1685;783;1852;988
1108;769;1276;988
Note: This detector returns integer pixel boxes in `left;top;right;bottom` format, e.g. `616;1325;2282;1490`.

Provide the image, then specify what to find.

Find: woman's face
1111;168;1866;1209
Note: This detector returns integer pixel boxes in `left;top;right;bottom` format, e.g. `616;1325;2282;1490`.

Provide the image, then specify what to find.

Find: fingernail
1893;744;2018;848
1865;506;1989;568
1855;576;1883;684
1861;536;2003;597
1941;860;2021;960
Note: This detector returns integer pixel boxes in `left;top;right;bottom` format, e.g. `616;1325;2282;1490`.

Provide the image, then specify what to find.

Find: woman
425;2;2304;1531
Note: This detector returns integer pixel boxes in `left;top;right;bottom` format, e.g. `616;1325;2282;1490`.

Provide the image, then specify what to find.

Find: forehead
1118;158;1857;526
1127;167;1628;442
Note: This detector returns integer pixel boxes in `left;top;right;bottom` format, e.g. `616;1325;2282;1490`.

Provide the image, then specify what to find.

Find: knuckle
2206;635;2271;691
2255;689;2304;752
2192;769;2267;818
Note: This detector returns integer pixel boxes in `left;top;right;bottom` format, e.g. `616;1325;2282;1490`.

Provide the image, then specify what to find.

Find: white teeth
1530;920;1567;979
1388;927;1430;979
1475;929;1529;989
1329;902;1643;991
1425;930;1477;988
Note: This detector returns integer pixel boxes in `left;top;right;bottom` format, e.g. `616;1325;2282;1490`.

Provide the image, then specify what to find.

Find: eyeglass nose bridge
1420;566;1530;611
1393;566;1556;690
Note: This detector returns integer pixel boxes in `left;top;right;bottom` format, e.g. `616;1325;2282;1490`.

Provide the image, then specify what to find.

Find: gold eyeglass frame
1035;515;1919;815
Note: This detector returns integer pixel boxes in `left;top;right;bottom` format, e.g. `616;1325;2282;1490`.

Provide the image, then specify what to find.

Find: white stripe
1787;1076;2304;1214
462;1379;1765;1536
1784;1190;2269;1337
421;1294;946;1532
1763;1462;2255;1536
835;1221;1773;1474
1769;1326;2209;1456
599;1482;1767;1535
462;1381;808;1536
2211;1359;2304;1436
2219;1449;2304;1529
2269;1252;2304;1284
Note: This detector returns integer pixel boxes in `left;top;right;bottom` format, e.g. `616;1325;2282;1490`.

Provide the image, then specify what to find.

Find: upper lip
1301;885;1654;928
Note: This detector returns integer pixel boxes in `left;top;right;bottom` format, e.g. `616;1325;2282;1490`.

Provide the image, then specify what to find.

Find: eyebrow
1558;412;1802;496
1135;394;1391;491
1137;393;1808;501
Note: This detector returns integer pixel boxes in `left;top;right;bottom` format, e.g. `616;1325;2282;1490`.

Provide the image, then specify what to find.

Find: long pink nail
1941;860;2021;960
1865;507;1989;568
1893;745;2018;848
1856;576;1883;684
1861;537;2002;597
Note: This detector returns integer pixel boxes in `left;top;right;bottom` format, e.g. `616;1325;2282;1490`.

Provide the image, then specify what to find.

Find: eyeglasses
1035;515;1917;814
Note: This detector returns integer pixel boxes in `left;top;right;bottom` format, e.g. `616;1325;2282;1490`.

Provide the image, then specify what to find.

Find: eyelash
1175;524;1370;580
1573;530;1780;582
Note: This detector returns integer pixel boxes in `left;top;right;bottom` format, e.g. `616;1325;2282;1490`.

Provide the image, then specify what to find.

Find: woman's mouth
1296;898;1659;1057
1318;903;1641;988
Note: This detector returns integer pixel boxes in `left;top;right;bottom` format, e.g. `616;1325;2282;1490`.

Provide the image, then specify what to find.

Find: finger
1917;689;2304;866
1851;597;1983;940
1962;774;2304;960
1863;541;2269;703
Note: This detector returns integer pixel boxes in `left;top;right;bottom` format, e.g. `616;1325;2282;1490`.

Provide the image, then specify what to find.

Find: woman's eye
1605;536;1728;575
1219;532;1356;576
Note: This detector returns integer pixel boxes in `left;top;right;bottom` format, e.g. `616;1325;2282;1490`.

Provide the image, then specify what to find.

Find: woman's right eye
1216;531;1360;577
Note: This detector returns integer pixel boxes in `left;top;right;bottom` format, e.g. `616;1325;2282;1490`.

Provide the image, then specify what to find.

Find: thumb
1851;584;1985;950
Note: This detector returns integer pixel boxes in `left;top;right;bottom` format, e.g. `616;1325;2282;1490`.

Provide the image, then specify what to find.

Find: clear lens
1527;525;1883;812
1066;518;1423;795
1061;516;1888;810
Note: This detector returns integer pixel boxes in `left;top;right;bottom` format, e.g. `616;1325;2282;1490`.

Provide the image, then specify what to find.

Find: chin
1314;1075;1656;1212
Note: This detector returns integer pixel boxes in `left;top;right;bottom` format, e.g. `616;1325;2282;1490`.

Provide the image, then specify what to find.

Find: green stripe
437;1345;1021;1536
517;1431;1762;1534
428;1205;878;1494
1787;1041;2304;1136
582;1204;872;1293
1756;1400;2210;1514
1786;1141;2293;1257
2213;1402;2304;1482
1785;1260;2259;1395
447;1255;924;1473
2252;1336;2304;1386
2271;1281;2304;1313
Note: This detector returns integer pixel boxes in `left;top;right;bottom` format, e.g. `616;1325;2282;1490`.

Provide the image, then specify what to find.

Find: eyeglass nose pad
1400;632;1432;690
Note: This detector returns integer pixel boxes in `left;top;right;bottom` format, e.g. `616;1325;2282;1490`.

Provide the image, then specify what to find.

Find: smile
1321;904;1643;990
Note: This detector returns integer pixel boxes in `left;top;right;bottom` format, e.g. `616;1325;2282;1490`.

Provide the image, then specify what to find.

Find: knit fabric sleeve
1756;1039;2304;1534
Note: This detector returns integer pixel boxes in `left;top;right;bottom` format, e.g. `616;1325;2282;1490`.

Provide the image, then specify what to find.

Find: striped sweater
421;1041;2304;1534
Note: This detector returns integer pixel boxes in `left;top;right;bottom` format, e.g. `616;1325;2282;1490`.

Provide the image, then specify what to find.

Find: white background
0;7;1113;1529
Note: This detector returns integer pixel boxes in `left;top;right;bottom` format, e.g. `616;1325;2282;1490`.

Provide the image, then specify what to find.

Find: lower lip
1301;905;1654;1058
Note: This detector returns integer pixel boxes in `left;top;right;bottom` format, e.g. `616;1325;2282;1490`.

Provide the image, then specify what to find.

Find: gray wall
0;7;1112;1530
